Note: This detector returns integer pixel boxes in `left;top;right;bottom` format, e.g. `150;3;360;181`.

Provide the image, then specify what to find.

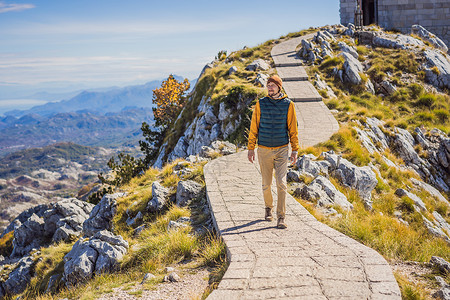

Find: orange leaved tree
152;74;190;127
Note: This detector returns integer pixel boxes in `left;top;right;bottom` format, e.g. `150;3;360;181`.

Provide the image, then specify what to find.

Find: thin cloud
0;1;35;13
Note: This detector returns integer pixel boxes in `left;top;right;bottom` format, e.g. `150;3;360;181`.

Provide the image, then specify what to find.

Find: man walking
247;75;299;229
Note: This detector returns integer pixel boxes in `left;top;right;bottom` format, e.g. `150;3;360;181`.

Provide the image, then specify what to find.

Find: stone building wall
339;0;450;48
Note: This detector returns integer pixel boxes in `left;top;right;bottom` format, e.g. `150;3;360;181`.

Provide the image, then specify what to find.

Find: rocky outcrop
411;24;448;52
83;193;125;237
394;188;427;211
146;182;170;213
2;198;94;258
176;180;203;207
300;175;353;210
1;256;34;295
423;49;450;90
296;154;330;177
63;230;128;287
323;152;378;209
354;118;450;193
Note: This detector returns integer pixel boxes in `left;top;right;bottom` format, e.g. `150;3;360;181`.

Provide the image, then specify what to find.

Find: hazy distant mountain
0;107;155;155
4;75;195;118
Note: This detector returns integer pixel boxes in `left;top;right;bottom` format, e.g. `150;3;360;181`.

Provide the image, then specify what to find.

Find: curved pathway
205;33;401;299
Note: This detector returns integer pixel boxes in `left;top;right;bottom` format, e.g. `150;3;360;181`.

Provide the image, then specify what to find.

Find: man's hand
290;151;298;165
248;149;255;163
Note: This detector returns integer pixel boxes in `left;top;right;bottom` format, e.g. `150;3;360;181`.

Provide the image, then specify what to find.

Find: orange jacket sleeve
287;101;299;151
247;100;260;150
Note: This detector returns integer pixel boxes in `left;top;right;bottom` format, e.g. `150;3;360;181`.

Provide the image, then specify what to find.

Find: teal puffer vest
257;96;291;148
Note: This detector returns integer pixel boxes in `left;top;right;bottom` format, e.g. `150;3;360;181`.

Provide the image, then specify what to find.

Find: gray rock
153;142;167;169
63;238;98;286
141;273;156;284
126;211;143;227
340;52;364;85
324;152;378;209
210;140;236;155
433;287;450;300
411;178;447;203
245;59;270;71
296;155;330;177
3;256;34;295
355;127;378;154
167;220;188;231
431;256;450;274
228;66;238;75
395;189;427;211
218;102;231;121
83;193;124;237
63;231;128;287
53;225;78;243
372;33;424;49
435;276;447;288
133;224;147;236
176;180;203;207
424;217;450;243
433;211;450;234
255;73;269;87
338;41;358;59
45;274;61;294
199;145;216;158
287;170;300;182
11;213;45;257
165;266;175;272
423;49;450;89
380;80;397;95
146;182;169;213
204;106;218;125
301;175;353;210
163;272;181;282
411;24;448;52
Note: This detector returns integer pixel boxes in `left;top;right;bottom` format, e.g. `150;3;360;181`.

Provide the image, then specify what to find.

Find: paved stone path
205;33;401;299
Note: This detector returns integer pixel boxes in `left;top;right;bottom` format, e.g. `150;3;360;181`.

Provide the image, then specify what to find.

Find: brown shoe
277;217;287;229
265;208;273;221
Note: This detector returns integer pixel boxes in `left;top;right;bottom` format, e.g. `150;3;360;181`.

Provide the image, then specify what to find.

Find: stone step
276;65;308;81
283;81;322;101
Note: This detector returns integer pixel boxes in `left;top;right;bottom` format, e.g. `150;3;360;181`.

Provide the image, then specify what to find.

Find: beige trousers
257;145;289;218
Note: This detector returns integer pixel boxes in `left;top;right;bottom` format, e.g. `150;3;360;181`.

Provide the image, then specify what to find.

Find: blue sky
0;0;340;110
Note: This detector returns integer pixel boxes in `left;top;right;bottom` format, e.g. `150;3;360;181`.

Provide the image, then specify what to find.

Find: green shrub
414;94;436;109
434;109;450;123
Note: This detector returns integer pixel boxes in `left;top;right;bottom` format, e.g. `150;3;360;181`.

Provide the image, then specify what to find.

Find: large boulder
340;52;364;85
10;213;45;257
146;182;170;212
423;49;450;89
372;33;424;49
300;175;353;210
324;152;378;209
44;198;94;242
63;230;128;287
2;256;34;295
296;155;330;177
83;193;125;237
338;41;358;59
176;180;203;207
411;25;448;52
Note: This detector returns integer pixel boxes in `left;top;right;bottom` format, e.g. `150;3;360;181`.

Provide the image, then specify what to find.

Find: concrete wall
339;0;450;48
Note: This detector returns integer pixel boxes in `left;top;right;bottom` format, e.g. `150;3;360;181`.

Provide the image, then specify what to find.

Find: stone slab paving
205;151;401;299
204;33;401;299
283;81;322;102
276;65;308;81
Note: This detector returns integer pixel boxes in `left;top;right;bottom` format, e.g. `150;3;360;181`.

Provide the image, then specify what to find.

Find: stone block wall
340;0;450;48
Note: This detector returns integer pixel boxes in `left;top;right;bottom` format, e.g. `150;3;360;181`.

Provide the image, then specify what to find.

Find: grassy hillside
6;159;226;300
